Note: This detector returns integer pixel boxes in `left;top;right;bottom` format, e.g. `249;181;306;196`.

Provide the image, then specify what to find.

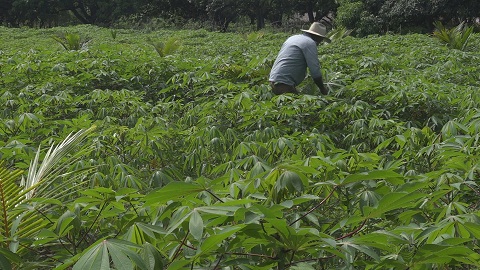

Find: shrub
433;21;474;50
52;32;90;50
147;36;182;57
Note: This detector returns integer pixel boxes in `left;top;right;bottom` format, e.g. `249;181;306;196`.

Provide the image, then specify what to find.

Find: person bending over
269;22;330;95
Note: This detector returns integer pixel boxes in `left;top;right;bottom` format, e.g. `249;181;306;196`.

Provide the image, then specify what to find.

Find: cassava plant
1;24;480;269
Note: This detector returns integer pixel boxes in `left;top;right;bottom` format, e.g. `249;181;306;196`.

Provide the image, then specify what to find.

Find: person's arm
314;76;329;95
303;39;328;95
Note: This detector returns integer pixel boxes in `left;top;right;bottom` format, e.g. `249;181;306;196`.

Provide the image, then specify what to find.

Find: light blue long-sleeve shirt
269;34;322;86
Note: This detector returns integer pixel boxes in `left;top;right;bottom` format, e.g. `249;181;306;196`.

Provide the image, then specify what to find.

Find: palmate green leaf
123;223;147;245
166;260;191;270
290;262;316;270
72;239;110;270
341;169;404;185
463;222;480;239
351;231;405;252
276;170;304;193
55;210;77;237
143;182;204;206
73;239;148;270
166;206;192;235
195;225;245;258
195;205;240;215
264;218;290;240
341;241;380;261
133;223;167;239
415;244;480;266
248;161;271;178
141;243;164;270
363;192;426;218
189;210;203;241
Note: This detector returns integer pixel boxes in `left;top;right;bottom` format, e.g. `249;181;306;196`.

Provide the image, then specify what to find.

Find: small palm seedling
0;126;95;256
110;29;117;40
433;21;473;50
52;32;91;50
327;26;353;42
242;31;265;41
147;36;181;57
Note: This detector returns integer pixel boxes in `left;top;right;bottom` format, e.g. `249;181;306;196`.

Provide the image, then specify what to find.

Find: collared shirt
269;34;322;87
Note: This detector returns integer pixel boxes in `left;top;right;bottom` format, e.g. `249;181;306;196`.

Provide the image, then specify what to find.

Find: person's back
269;22;330;95
269;34;321;88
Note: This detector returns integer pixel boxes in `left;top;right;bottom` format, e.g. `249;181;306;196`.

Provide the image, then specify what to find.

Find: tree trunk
306;1;314;23
256;13;265;30
70;8;90;24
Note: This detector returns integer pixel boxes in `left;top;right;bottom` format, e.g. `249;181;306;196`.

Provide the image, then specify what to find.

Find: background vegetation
0;22;479;269
1;0;480;35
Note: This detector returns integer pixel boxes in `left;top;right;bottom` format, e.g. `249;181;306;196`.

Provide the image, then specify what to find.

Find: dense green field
1;25;480;269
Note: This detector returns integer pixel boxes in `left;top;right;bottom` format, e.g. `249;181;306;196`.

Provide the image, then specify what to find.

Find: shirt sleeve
303;44;322;79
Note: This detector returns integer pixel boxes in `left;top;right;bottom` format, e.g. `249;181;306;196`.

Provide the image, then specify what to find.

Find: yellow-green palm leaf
0;126;96;254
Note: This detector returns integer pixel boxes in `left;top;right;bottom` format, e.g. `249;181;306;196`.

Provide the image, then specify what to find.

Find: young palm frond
327;26;353;42
242;31;265;41
0;162;25;248
163;37;182;56
148;37;181;57
0;126;96;253
52;32;91;50
433;21;473;50
110;29;117;40
25;125;96;199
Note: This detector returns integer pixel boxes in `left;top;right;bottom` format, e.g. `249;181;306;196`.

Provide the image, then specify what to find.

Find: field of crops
1;25;480;269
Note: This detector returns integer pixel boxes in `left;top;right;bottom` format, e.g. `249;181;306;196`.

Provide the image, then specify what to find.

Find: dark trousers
270;82;298;95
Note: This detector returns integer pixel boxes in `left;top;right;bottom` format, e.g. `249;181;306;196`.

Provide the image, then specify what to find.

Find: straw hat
301;22;331;43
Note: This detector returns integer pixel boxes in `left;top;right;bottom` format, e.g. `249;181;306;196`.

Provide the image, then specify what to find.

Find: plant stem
289;186;337;226
213;254;224;270
75;201;107;248
226;251;276;259
170;230;190;264
206;189;224;203
336;218;368;240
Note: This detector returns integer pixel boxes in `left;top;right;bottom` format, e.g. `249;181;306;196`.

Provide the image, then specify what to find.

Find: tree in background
0;0;478;34
240;0;273;30
0;0;13;25
4;0;59;27
293;0;338;23
58;0;147;25
336;0;480;36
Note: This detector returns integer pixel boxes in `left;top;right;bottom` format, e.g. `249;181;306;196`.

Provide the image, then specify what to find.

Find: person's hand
320;85;329;95
314;76;328;95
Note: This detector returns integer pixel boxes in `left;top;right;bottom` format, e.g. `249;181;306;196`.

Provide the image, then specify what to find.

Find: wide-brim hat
301;22;331;43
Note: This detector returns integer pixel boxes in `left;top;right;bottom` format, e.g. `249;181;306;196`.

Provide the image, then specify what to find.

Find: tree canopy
1;0;479;35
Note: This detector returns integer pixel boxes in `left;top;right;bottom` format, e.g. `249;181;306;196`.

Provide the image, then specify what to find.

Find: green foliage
72;239;149;270
242;31;265;41
52;32;90;50
1;25;480;269
0;127;95;256
110;29;118;40
327;26;353;41
433;21;474;50
147;36;182;57
336;0;364;30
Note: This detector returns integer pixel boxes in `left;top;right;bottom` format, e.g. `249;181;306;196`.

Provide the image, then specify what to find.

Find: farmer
269;22;330;95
